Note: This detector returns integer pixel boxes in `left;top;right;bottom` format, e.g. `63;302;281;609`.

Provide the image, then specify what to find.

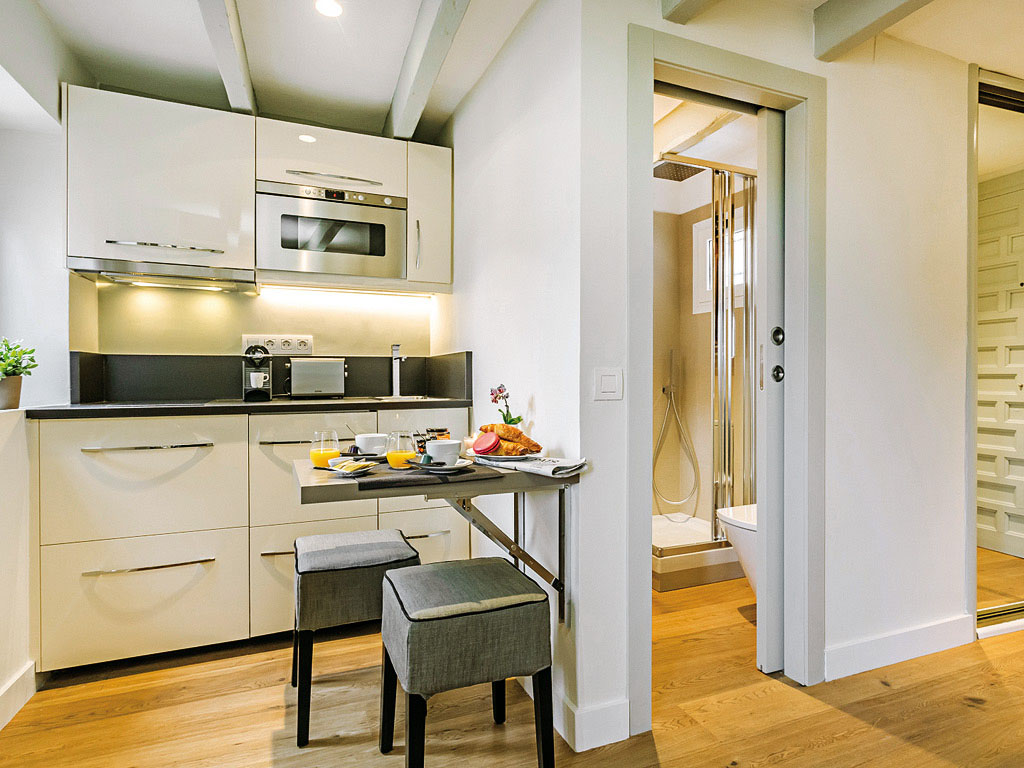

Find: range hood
67;256;256;293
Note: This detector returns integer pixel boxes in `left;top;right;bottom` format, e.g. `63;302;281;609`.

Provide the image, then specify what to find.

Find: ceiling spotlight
298;134;316;143
315;0;342;17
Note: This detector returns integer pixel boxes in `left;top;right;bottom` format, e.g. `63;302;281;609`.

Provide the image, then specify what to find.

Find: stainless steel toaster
290;357;346;397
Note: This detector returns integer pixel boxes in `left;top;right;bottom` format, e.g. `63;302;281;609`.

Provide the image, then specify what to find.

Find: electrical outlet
240;334;314;355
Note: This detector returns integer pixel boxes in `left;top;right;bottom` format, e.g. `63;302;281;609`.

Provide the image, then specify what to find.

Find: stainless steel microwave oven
256;180;406;281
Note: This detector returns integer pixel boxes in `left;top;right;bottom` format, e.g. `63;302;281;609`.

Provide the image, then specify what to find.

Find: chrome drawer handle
82;557;215;577
260;550;294;557
406;530;450;541
81;442;214;453
285;169;383;187
105;239;225;255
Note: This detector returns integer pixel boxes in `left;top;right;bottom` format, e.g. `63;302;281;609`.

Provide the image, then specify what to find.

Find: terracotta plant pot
0;376;23;410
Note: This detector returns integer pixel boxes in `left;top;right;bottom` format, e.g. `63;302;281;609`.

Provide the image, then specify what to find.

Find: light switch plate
593;367;623;401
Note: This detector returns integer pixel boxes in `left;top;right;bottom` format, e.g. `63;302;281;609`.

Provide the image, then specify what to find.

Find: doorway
626;27;827;734
649;84;759;587
973;70;1024;630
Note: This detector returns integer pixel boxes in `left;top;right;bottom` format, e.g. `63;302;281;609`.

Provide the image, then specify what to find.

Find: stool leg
290;629;298;688
491;679;506;724
532;667;554;768
296;630;314;748
379;647;397;754
405;693;427;768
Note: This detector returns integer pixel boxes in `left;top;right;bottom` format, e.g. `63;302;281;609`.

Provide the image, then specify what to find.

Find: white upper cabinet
65;85;255;272
406;143;452;284
256;118;407;197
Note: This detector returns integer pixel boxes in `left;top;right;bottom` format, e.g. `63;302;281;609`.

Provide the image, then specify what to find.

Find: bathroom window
692;214;745;314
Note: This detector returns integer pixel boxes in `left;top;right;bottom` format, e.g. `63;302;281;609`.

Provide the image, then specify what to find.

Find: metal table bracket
447;484;568;623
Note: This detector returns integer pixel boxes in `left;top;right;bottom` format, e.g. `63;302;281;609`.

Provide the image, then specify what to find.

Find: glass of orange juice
310;430;341;467
386;431;417;469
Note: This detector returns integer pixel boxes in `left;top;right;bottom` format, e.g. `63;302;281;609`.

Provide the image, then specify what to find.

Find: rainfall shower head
653;159;705;182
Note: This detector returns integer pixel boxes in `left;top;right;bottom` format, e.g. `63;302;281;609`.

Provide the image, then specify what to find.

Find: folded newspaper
473;456;588;478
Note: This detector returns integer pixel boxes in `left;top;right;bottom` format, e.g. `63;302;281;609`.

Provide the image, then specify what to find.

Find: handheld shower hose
653;383;700;515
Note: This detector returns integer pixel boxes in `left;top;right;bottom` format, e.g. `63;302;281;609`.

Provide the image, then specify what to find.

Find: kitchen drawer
250;516;378;636
40;416;248;544
40;528;248;670
249;412;378;525
377;408;469;513
380;508;470;565
256;117;407;197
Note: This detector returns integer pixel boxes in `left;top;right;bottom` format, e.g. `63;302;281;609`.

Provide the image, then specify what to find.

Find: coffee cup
425;439;461;466
355;433;387;455
249;371;269;389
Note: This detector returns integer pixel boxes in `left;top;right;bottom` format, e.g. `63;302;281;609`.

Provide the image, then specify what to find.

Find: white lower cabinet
40;528;249;671
40;415;248;544
249;516;378;636
380;508;470;565
377;408;470;513
249;412;378;525
35;406;474;668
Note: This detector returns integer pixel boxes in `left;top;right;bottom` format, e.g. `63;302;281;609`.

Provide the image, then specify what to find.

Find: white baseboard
824;614;975;681
977;616;1024;639
555;694;630;752
0;661;35;732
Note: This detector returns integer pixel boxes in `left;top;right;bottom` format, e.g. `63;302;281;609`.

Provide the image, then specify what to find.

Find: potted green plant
0;338;38;410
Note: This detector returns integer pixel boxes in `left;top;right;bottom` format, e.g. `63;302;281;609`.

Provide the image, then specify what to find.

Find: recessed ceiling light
298;134;316;143
315;0;342;17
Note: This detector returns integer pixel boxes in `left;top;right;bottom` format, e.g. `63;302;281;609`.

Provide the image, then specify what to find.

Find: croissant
496;439;530;456
480;424;543;453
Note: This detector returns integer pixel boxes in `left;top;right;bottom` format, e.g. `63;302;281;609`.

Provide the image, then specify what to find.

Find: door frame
626;26;827;733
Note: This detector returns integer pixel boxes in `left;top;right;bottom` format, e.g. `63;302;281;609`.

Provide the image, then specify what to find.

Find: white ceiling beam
671;111;740;154
385;0;470;139
197;0;256;114
813;0;934;62
661;0;726;25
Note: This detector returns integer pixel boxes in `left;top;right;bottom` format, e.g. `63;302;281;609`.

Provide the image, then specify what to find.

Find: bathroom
650;82;760;604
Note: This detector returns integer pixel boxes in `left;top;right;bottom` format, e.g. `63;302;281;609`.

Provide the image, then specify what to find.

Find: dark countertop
25;397;472;419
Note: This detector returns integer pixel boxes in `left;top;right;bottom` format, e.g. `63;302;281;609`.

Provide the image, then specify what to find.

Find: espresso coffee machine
243;344;272;402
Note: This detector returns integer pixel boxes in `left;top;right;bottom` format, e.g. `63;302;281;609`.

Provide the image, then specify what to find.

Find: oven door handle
286;169;383;187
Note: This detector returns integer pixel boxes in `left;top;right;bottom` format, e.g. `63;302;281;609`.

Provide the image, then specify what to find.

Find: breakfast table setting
293;387;587;622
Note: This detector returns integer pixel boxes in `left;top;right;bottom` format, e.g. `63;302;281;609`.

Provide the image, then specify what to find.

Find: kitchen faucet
391;343;406;397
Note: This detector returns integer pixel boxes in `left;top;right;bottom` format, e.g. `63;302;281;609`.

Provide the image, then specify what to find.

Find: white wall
577;0;973;718
92;284;433;356
0;411;35;731
0;0;92;125
0;129;70;407
434;0;589;749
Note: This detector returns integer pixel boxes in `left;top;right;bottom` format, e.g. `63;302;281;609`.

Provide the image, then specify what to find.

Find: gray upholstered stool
379;557;554;768
291;529;420;747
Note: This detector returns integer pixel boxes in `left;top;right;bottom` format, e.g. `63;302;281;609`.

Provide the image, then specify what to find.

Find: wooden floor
6;577;1024;766
978;546;1024;610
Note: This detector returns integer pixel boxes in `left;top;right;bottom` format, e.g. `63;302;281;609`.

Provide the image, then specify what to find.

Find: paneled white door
977;170;1024;557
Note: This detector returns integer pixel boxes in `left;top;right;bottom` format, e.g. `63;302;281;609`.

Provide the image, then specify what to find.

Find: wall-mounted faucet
391;343;407;397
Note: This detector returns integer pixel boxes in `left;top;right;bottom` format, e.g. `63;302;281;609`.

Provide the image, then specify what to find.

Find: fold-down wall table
293;460;577;622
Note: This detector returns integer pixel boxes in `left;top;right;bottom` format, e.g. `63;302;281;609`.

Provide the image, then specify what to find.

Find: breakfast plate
405;457;473;474
329;453;385;466
324;460;377;477
465;450;539;462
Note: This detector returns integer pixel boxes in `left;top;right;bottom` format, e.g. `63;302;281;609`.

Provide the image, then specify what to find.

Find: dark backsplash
70;351;472;403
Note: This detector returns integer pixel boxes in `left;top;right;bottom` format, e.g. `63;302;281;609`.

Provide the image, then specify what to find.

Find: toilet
716;504;757;595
